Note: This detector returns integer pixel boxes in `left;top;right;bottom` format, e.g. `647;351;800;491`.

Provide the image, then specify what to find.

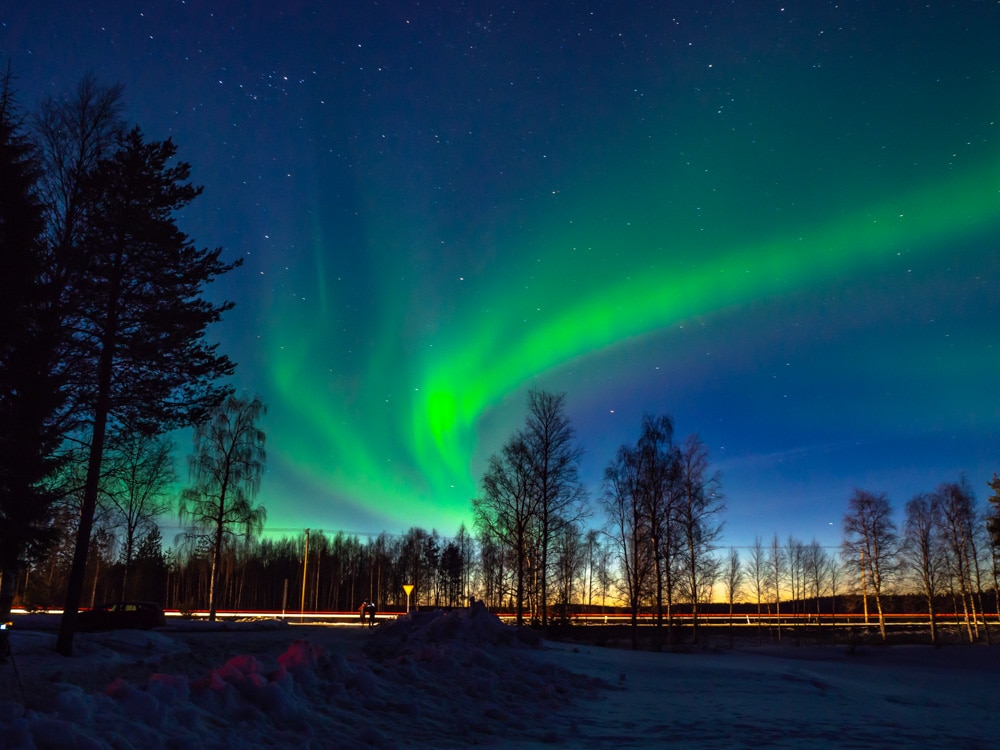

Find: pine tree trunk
56;317;116;656
0;563;17;621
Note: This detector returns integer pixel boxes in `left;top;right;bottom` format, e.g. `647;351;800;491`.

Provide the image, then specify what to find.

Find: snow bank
6;609;995;748
365;599;541;659
0;606;602;749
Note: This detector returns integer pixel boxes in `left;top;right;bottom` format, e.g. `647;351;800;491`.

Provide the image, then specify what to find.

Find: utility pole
301;529;310;617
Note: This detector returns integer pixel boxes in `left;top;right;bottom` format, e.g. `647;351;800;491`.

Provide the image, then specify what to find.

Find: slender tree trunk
89;549;100;608
0;562;18;621
926;592;938;646
121;563;130;603
235;554;246;611
756;590;762;643
209;515;224;621
313;554;321;611
774;565;782;643
665;562;675;645
949;586;965;643
728;596;735;649
58;406;108;656
653;535;663;651
963;556;980;640
630;595;639;651
688;535;699;644
873;590;887;641
629;526;640;650
516;548;525;626
21;567;29;609
860;549;869;627
540;510;548;628
968;545;990;643
957;577;974;643
56;319;116;655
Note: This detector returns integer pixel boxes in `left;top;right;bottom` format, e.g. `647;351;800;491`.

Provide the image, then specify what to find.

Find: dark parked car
76;601;166;632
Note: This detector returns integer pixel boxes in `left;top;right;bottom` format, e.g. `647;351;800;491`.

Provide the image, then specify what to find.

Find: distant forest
2;74;999;653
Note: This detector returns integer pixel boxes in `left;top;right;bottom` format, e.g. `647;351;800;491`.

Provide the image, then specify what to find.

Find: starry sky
3;2;998;549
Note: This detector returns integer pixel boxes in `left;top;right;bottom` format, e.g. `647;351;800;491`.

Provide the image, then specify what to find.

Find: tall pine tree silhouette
0;69;67;621
56;128;239;655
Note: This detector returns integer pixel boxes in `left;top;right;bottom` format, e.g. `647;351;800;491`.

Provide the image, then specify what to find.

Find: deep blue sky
3;2;999;549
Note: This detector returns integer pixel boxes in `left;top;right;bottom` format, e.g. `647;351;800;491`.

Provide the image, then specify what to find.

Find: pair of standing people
359;599;377;627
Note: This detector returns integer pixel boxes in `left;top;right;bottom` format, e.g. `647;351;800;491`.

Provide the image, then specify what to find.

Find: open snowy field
0;608;997;748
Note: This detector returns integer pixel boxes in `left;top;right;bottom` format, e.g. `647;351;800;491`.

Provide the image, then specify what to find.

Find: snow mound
0;609;605;748
365;600;541;661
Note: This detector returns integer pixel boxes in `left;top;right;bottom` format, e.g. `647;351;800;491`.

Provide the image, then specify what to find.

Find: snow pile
365;599;542;659
4;610;998;748
0;607;606;749
2;641;331;749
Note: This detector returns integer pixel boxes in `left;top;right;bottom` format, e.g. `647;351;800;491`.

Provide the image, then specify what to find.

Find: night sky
4;2;998;549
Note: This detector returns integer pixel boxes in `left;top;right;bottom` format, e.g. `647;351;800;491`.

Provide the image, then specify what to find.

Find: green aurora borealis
268;144;1000;535
4;2;999;543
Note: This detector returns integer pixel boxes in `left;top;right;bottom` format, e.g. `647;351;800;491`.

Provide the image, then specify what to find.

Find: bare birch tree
932;479;989;643
472;434;537;625
674;434;723;643
842;489;898;641
634;414;678;648
102;430;175;598
785;536;804;615
801;540;829;621
523;389;586;626
722;547;743;647
748;536;766;640
767;534;785;641
179;394;267;622
602;443;652;649
903;492;943;645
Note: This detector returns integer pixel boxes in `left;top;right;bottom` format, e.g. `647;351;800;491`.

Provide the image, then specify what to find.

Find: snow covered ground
0;606;997;748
